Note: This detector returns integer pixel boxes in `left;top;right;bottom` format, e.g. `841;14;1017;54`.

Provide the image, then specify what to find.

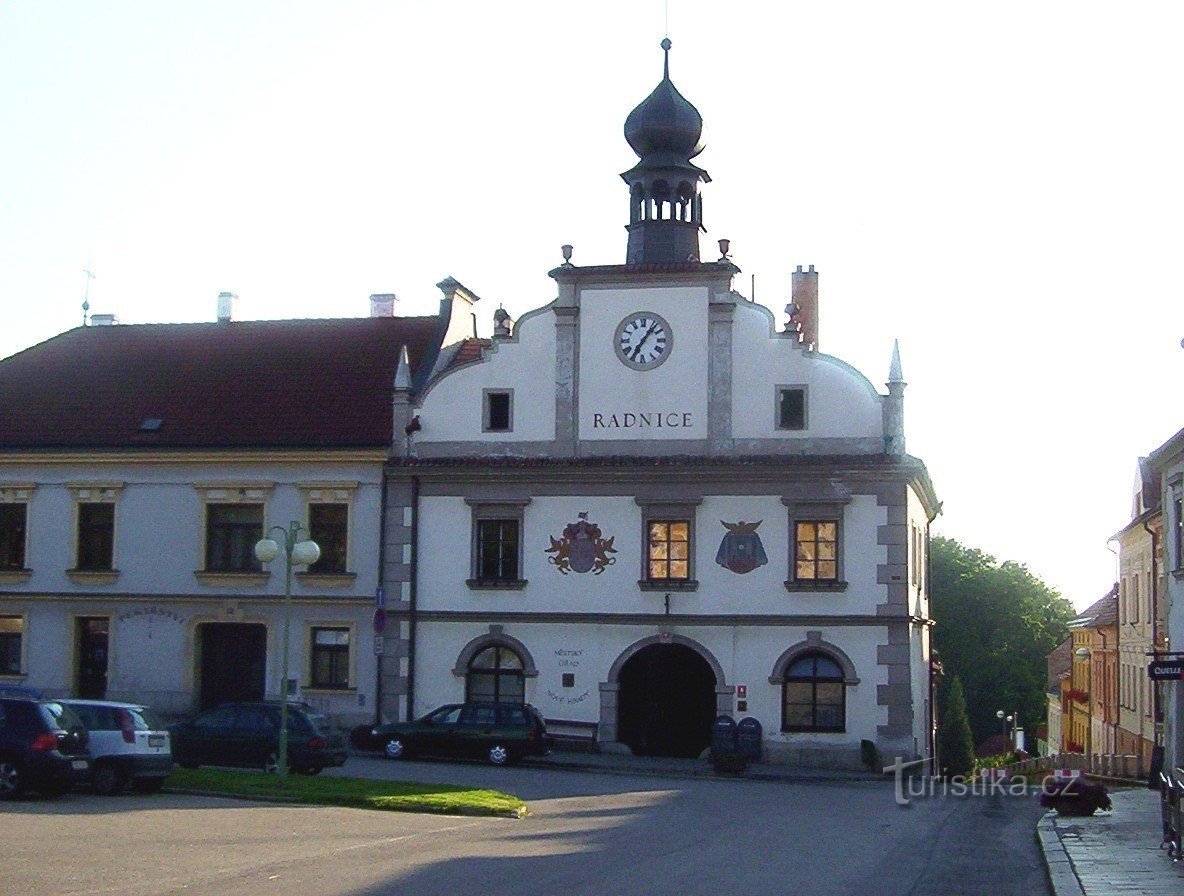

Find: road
2;759;1051;896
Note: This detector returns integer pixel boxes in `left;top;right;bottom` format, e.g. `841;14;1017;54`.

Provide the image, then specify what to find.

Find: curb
163;787;528;819
1037;811;1085;896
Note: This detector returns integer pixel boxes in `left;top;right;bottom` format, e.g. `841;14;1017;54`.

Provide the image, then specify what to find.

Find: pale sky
2;2;1182;609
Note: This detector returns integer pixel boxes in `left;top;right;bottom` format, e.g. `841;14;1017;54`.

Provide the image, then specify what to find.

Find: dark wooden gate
198;623;266;710
617;643;716;758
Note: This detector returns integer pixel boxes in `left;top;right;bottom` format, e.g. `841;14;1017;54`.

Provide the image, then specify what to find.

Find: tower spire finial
661;37;671;80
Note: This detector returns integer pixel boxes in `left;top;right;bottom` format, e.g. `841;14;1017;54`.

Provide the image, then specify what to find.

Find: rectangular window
308;503;348;574
205;503;263;572
1176;495;1184;570
0;504;27;570
477;519;520;581
76;502;115;571
795;521;838;581
648;520;690;581
483;390;513;432
310;627;350;689
0;616;23;674
776;386;807;430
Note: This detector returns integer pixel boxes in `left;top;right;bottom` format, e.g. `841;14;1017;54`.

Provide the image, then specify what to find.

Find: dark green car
372;702;551;766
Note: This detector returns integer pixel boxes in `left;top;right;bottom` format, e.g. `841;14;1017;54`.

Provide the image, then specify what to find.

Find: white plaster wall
577;286;708;441
0;461;382;598
418;493;887;616
730;302;883;441
416;309;557;443
413;620;890;748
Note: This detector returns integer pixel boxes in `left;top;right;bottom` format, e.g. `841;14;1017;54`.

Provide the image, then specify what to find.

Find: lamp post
1075;646;1092;762
255;522;320;777
996;709;1017;751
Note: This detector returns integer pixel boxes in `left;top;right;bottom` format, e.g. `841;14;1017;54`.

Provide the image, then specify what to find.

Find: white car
61;699;173;795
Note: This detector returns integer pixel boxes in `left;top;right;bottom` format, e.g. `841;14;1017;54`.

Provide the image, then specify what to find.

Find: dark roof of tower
623;39;705;167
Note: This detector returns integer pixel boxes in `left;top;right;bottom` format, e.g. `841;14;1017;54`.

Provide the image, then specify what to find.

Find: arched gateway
610;637;723;758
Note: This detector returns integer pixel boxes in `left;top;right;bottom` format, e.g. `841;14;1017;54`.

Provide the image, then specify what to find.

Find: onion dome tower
622;39;711;264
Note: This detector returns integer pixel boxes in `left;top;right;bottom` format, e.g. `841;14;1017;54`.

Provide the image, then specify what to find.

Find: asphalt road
2;761;1051;896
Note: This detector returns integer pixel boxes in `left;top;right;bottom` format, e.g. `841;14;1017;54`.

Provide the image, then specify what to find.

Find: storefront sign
1148;659;1184;680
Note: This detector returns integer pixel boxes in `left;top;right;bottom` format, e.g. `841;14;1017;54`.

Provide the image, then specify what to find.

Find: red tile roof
0;317;439;450
1070;584;1119;629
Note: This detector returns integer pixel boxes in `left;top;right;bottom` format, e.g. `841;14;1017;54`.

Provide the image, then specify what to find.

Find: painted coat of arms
546;513;618;575
715;520;768;574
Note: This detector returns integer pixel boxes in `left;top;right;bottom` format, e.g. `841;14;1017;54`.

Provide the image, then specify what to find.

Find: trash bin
736;716;763;760
711;715;737;757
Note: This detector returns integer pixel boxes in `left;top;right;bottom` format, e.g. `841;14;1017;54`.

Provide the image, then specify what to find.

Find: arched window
466;645;525;704
782;652;845;732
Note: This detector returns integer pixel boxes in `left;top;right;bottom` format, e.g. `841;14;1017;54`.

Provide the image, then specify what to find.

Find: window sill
0;569;33;584
194;571;269;587
784;580;848;592
66;569;120;585
302;687;355;695
295;571;358;588
638;579;699;592
779;727;847;735
466;578;528;591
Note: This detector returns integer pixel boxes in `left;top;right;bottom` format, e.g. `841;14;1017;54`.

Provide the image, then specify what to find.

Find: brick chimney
369;293;398;318
216;291;237;323
789;265;818;351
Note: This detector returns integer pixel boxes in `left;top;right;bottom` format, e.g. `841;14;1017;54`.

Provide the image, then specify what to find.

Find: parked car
372;702;552;766
0;697;90;799
61;699;173;795
169;702;347;775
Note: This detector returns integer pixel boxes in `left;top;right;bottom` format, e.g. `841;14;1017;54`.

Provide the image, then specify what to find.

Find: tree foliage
930;536;1076;748
937;675;975;777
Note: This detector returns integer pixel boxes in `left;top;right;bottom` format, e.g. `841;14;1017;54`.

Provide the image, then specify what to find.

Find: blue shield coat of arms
716;520;768;574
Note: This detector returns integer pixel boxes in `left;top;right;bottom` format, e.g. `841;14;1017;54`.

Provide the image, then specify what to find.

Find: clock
614;312;673;370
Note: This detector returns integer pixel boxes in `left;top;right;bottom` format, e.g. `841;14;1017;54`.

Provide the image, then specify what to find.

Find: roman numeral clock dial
614;312;672;370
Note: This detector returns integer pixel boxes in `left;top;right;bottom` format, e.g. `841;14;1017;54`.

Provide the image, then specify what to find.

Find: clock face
614;312;672;370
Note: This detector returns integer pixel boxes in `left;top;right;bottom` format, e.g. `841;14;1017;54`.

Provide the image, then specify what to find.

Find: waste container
711;715;737;757
736;716;763;760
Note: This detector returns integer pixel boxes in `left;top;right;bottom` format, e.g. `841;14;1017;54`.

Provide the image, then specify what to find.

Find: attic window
483;390;512;433
776;387;807;431
138;418;163;432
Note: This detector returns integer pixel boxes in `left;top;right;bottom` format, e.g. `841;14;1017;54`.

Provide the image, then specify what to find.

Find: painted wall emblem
716;520;768;574
546;513;617;575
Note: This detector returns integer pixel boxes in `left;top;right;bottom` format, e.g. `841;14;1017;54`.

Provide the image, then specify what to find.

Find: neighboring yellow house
1066;586;1118;755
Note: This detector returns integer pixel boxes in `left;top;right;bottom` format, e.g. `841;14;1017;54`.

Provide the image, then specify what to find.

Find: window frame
204;502;265;573
307;502;350;575
194;483;272;584
636;498;701;591
466;499;529;590
1172;476;1184;574
0;615;25;676
295;483;358;586
308;625;353;691
780;651;847;733
0;501;29;573
782;496;850;592
483;389;514;433
464;644;526;704
774;384;808;431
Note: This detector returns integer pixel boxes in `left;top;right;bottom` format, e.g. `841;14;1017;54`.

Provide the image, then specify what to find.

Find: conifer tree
938;675;975;778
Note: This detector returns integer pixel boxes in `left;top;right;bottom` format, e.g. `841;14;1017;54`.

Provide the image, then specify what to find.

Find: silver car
61;700;173;795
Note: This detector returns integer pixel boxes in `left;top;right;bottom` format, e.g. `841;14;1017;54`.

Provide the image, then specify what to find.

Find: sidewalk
1039;787;1184;896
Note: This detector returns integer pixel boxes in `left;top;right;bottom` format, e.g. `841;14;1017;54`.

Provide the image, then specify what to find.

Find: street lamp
1075;646;1092;761
995;709;1017;750
255;522;320;777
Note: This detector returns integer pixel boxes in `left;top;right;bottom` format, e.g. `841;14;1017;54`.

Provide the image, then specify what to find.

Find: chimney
217;291;237;323
90;313;119;326
369;293;398;318
790;265;819;350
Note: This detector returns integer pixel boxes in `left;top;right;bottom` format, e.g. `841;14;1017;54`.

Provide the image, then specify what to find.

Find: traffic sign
375;586;385;608
374;635;385;656
373;607;387;635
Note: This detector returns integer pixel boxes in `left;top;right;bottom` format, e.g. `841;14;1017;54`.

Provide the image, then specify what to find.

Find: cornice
0;449;388;466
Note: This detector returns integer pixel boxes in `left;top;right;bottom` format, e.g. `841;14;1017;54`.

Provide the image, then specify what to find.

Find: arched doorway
617;643;716;758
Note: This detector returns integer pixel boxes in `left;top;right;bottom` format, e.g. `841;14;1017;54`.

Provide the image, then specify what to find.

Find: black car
170;702;347;775
0;697;90;799
373;702;551;766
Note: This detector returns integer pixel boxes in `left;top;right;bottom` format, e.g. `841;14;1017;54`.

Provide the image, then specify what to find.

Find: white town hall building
378;41;941;767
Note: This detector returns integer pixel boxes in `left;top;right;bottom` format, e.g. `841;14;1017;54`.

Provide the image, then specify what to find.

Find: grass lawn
167;767;527;818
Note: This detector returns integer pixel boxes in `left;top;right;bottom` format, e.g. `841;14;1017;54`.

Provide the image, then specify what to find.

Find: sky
2;2;1182;609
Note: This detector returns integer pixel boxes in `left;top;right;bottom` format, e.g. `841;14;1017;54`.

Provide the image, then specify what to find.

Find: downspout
1145;520;1161;750
406;474;419;721
374;471;388;727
